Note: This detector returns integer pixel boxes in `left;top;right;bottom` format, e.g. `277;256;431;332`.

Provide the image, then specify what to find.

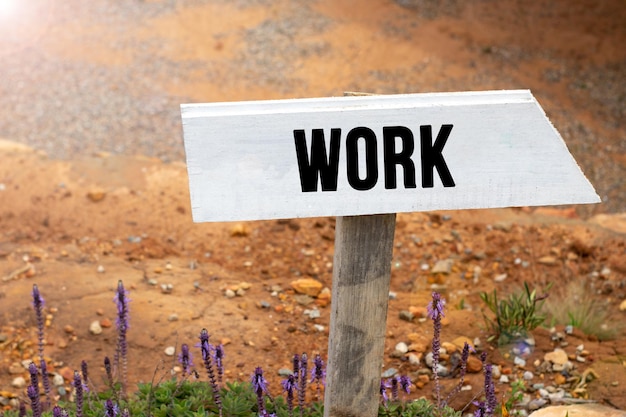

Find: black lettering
346;127;378;190
294;128;341;192
420;124;455;188
383;126;416;189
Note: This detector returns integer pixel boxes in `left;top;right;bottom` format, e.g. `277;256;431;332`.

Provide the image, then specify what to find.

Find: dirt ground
1;0;625;414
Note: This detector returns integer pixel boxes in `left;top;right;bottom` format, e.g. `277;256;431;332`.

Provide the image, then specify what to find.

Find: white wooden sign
181;90;599;222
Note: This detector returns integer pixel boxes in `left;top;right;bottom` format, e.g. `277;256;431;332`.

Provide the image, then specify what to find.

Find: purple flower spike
27;385;42;417
178;343;193;377
199;329;222;417
390;376;399;401
81;360;89;392
114;280;130;395
379;379;391;406
104;356;114;391
401;375;412;394
251;367;270;416
310;354;325;401
28;362;39;389
298;353;308;415
52;406;68;417
427;291;446;320
73;371;84;417
214;344;224;383
104;399;119;417
281;374;297;417
31;285;46;362
428;291;446;410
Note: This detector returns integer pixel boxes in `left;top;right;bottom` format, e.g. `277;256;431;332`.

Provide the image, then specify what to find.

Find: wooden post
324;214;396;417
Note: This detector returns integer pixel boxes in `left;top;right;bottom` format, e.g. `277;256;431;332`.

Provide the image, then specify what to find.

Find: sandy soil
1;0;625;414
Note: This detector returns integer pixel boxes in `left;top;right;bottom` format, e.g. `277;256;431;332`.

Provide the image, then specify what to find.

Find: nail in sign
181;90;599;223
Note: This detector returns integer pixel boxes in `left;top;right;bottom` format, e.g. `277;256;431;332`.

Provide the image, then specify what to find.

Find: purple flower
428;292;446;409
380;379;391;405
27;384;42;417
104;399;119;417
73;371;84;417
310;354;325;401
178;343;194;376
104;356;114;391
81;360;89;392
292;354;300;385
31;285;46;362
40;359;51;406
281;374;297;417
400;375;411;395
298;353;308;414
484;363;496;415
52;406;69;417
199;329;222;417
427;291;446;320
251;367;270;416
445;342;470;405
390;376;399;401
113;280;130;394
214;344;224;383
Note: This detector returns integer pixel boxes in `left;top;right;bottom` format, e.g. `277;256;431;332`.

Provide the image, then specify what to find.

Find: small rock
528;398;548;411
619;299;626;312
97;265;105;273
89;320;102;335
160;283;173;294
164;346;176;356
52;374;64;386
224;289;236;298
514;356;526;367
100;318;112;328
537;256;558;266
395;342;409;354
259;301;271;309
408;353;421;366
303;308;320;319
399;310;414;322
313;324;325;332
466;356;483;373
11;377;26;388
290;278;323;297
544;349;568;365
381;368;398;378
63;325;74;334
494;273;508;282
499;375;510;384
388;291;397;300
553;373;566;385
600;266;611;278
523;371;534;380
278;368;293;377
431;259;454;274
528;404;626;417
86;189;106;202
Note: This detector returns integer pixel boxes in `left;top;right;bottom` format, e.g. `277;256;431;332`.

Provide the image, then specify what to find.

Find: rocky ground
0;0;625;415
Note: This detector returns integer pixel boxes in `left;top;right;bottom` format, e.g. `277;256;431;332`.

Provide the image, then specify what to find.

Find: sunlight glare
0;0;17;17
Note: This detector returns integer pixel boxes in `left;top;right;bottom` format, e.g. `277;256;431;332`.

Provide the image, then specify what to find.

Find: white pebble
395;342;409;354
52;374;64;386
164;346;176;356
514;356;526;367
224;289;236;298
523;371;534;380
499;375;510;384
11;376;26;388
97;265;105;273
89;320;102;335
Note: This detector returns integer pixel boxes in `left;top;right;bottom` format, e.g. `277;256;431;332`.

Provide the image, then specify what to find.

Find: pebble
388;291;397;300
528;404;626;417
290;278;323;297
620;299;626;311
528;398;548;411
494;273;508;282
499;375;510;384
381;368;398;378
514;356;526;367
11;377;26;388
544;349;568;365
408;353;421;366
160;283;173;294
395;342;409;354
224;289;236;298
303;308;320;319
399;310;414;322
313;324;325;332
278;368;293;377
523;371;534;380
168;314;179;321
89;320;102;335
97;265;105;273
52;374;64;386
431;259;454;274
164;346;175;356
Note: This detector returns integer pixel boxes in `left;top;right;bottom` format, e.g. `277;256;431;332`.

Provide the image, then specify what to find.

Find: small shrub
479;282;551;345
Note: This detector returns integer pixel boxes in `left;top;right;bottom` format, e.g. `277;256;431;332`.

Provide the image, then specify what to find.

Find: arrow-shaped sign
182;90;599;223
